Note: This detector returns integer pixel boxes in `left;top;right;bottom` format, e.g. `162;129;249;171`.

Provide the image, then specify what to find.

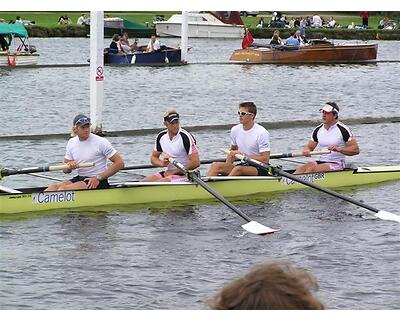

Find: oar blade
375;210;400;223
241;221;280;235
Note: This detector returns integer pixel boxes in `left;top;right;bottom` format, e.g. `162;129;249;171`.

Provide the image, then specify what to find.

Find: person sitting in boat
207;102;271;177
109;34;123;54
146;34;161;53
294;30;306;46
119;32;139;53
0;35;10;51
270;30;283;45
285;32;300;47
142;109;200;182
294;102;360;174
44;114;124;192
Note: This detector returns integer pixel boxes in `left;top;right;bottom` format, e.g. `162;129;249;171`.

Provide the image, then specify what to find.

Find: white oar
167;157;279;235
0;162;95;179
224;151;400;223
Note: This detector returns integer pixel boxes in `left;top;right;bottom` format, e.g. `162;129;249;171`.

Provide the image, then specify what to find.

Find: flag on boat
7;54;16;67
242;29;254;49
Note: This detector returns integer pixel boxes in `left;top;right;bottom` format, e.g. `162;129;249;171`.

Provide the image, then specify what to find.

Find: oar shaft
1;162;94;177
170;159;252;223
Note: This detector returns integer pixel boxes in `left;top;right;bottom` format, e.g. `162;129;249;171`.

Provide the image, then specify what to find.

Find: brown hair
239;101;257;116
209;262;324;310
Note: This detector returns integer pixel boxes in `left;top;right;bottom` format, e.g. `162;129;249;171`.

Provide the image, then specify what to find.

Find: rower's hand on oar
302;149;312;157
328;145;342;153
84;177;100;189
161;153;172;167
227;150;242;163
64;161;80;173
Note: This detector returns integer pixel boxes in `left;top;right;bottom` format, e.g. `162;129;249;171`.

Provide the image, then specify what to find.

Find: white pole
89;11;104;133
181;11;188;63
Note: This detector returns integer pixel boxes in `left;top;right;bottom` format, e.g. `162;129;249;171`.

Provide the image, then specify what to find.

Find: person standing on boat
146;34;160;53
207;102;271;177
294;102;359;174
44;114;124;191
142;109;200;182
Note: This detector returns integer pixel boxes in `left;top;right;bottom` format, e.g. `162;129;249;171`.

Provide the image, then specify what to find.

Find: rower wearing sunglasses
45;114;124;191
207;102;271;176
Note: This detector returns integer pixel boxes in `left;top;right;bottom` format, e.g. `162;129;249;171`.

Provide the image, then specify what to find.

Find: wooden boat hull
229;43;378;64
1;166;399;215
0;52;39;67
104;48;182;66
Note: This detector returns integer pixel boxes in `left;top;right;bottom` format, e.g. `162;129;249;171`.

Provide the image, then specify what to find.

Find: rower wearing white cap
294;101;360;174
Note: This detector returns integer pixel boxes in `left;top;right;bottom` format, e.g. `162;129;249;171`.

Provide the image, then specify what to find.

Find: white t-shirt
311;121;354;164
65;133;117;177
155;128;198;170
230;123;270;156
147;39;160;52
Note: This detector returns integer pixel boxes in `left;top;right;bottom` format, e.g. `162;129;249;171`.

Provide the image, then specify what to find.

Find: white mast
180;11;188;63
89;11;105;133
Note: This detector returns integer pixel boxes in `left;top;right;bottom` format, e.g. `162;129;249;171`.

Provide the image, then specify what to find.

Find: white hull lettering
280;173;325;185
32;191;76;204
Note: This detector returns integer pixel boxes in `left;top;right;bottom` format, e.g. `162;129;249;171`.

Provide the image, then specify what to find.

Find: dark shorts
236;162;270;176
70;175;110;189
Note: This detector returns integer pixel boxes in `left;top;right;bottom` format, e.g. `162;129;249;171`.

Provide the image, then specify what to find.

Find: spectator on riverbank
256;17;266;29
327;17;336;28
360;11;369;27
77;14;87;25
58;15;72;25
208;262;324;310
312;14;322;27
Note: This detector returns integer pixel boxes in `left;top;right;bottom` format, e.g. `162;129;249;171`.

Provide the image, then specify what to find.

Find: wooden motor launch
230;40;378;64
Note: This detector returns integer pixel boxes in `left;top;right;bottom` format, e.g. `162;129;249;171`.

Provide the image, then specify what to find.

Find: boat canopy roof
0;23;28;37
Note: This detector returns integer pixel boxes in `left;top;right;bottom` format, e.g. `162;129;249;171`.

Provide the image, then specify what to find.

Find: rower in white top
207;101;271;176
44;114;124;191
142;109;200;182
294;101;360;174
146;34;161;52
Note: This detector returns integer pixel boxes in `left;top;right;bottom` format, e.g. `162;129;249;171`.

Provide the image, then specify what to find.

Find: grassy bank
1;11;399;40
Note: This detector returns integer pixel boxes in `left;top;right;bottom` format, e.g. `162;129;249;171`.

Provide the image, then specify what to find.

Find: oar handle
47;162;95;171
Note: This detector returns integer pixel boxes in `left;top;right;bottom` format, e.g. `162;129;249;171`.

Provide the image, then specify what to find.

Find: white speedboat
154;12;245;38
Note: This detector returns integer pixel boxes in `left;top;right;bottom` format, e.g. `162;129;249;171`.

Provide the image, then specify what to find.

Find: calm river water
0;38;399;310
